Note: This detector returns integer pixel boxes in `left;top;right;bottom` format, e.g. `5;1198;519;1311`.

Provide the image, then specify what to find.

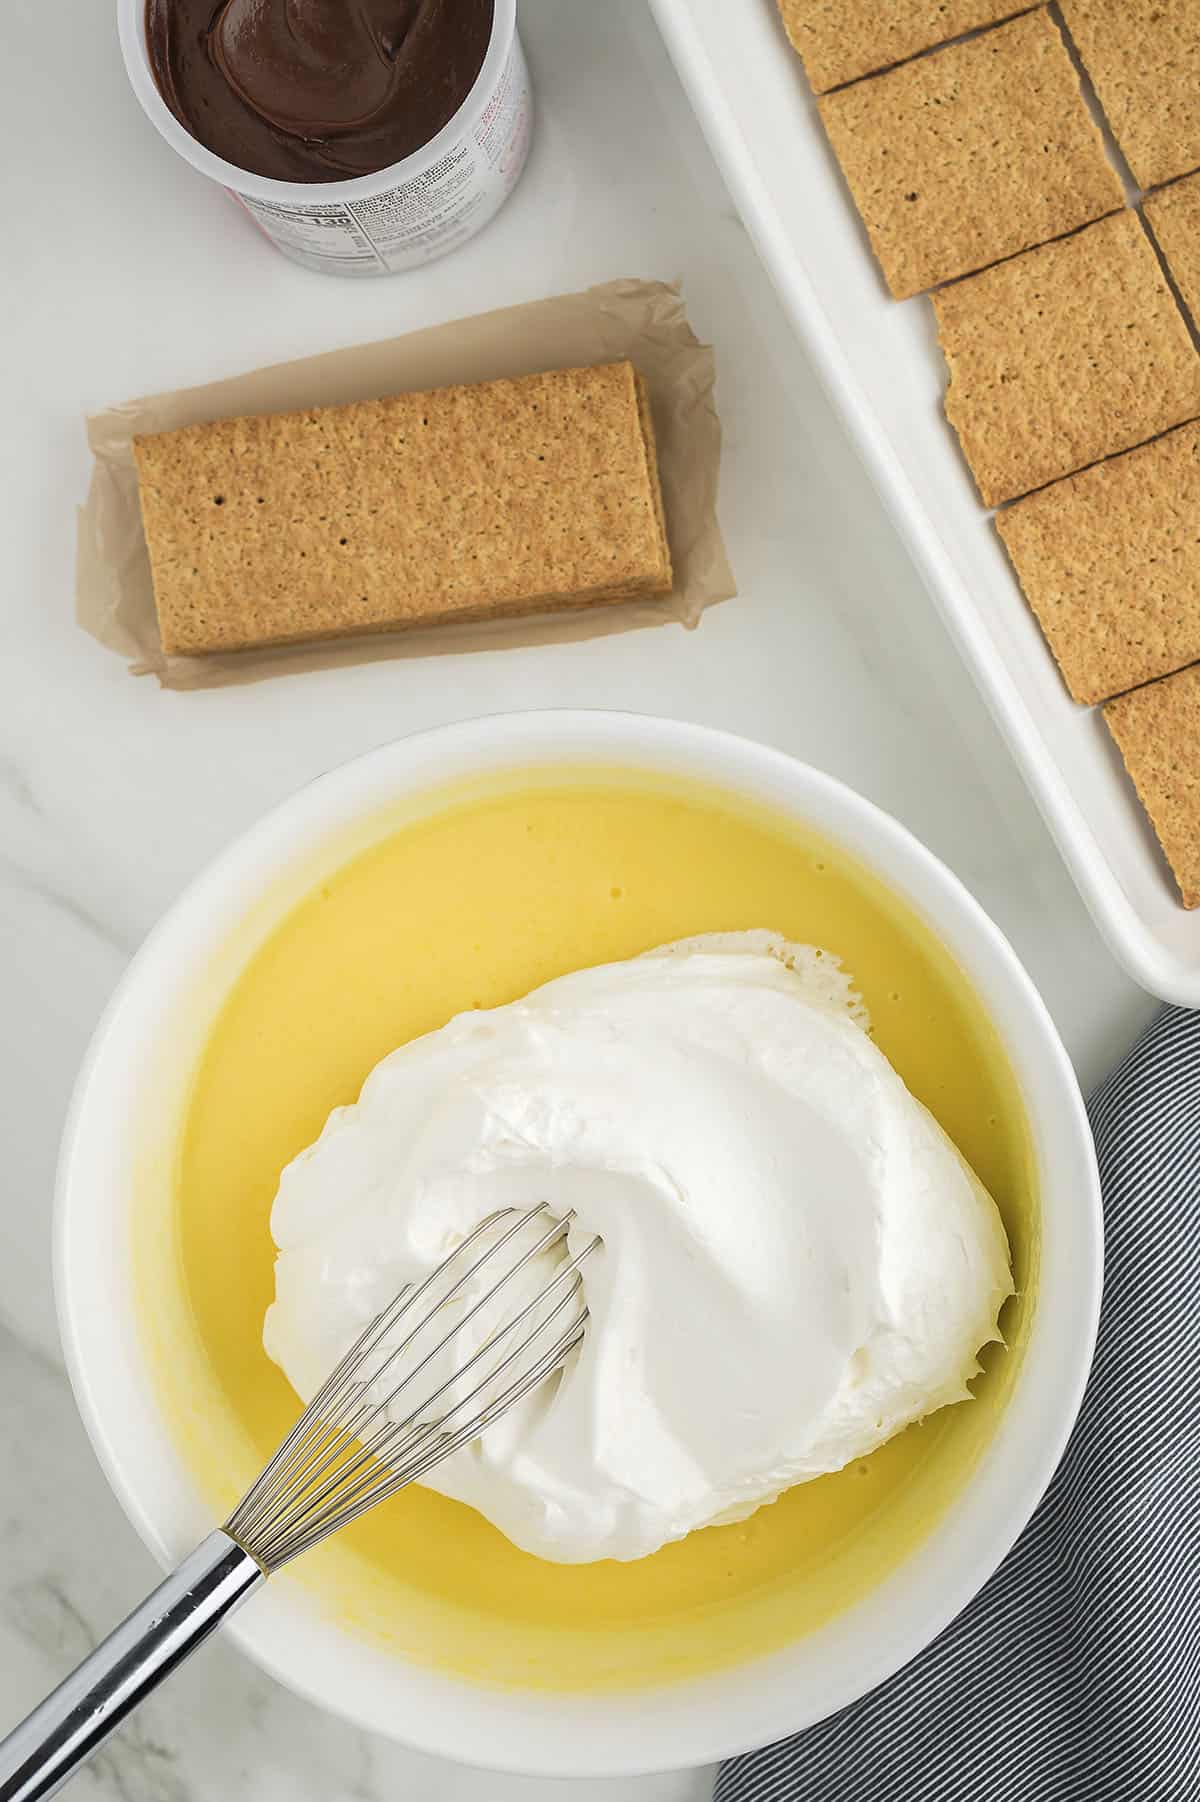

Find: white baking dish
650;0;1200;1004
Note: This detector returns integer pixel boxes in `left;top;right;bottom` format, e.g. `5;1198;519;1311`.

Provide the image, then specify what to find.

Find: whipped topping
264;933;1013;1564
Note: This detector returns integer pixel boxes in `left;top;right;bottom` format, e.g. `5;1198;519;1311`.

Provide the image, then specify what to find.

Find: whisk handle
0;1531;264;1802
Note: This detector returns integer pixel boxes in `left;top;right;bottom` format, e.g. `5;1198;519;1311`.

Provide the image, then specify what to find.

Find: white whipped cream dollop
265;932;1013;1564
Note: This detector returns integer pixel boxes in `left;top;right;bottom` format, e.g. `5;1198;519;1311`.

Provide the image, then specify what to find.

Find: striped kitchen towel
717;1005;1200;1802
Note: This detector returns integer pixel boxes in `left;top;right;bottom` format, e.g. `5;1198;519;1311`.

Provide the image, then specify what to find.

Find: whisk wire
227;1204;598;1572
229;1204;554;1546
253;1271;591;1567
259;1310;589;1567
339;1205;577;1439
252;1268;587;1564
364;1233;593;1447
230;1206;576;1552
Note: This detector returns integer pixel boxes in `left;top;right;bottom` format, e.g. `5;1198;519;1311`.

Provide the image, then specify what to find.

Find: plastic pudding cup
54;712;1102;1775
117;0;532;276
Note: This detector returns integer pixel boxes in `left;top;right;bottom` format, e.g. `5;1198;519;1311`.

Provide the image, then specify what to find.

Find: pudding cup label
234;38;532;277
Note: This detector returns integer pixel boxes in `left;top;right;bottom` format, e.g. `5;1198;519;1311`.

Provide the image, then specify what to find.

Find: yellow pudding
138;767;1037;1691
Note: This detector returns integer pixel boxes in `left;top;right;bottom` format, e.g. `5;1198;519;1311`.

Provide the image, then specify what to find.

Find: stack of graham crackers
132;360;671;657
781;0;1200;909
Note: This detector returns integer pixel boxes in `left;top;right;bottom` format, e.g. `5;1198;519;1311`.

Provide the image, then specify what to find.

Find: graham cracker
1105;664;1200;908
777;0;1028;94
933;210;1200;505
1145;174;1200;329
997;424;1200;703
132;363;672;656
1059;0;1200;191
817;10;1122;299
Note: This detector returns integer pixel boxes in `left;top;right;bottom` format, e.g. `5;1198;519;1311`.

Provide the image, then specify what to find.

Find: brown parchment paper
77;279;735;689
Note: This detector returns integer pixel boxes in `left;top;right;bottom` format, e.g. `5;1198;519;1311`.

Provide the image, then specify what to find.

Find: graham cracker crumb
132;363;673;657
777;0;1030;94
932;210;1200;505
1059;0;1200;191
1105;664;1200;907
997;424;1200;703
817;11;1122;299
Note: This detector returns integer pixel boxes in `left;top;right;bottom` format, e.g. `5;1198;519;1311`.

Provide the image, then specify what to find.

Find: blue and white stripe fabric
717;1006;1200;1802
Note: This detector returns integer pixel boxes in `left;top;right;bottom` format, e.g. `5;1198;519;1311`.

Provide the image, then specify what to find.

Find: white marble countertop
0;1;1157;1797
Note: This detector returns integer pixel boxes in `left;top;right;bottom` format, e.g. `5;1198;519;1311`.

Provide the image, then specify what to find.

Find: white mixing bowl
54;711;1101;1775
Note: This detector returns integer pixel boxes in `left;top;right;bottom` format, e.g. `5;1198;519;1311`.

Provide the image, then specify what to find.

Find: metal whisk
0;1204;597;1802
